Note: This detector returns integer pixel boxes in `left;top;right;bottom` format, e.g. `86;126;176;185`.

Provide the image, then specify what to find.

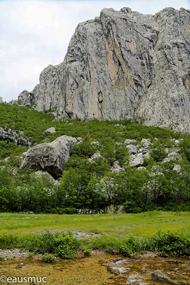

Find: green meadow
1;211;190;257
0;211;189;237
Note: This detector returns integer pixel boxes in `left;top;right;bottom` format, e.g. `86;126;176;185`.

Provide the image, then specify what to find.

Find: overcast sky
1;0;190;102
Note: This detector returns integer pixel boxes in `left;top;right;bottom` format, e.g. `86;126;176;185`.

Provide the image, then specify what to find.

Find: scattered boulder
151;270;175;284
111;161;125;173
141;138;151;147
91;141;100;147
130;153;144;167
105;205;126;214
124;139;136;145
88;151;102;162
173;164;181;173
9;99;18;105
0;97;3;103
162;152;182;163
137;166;146;171
31;170;60;185
126;144;137;154
76;137;83;143
0;127;31;147
125;138;152;167
20;135;77;179
140;267;147;274
44;127;56;134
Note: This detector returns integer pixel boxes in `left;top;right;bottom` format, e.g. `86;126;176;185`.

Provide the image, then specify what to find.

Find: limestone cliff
16;7;190;132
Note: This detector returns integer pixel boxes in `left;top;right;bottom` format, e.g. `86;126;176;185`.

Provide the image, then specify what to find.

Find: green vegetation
43;253;57;263
0;211;190;257
0;228;189;258
0;211;189;237
0;103;190;213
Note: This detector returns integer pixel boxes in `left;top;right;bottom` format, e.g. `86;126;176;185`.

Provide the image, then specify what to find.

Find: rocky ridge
10;7;190;133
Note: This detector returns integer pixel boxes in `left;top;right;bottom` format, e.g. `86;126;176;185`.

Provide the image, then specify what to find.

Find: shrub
149;231;190;256
54;231;80;259
43;253;56;263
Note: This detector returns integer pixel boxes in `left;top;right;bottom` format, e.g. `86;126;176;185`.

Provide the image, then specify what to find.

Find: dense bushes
0;231;80;259
0;230;189;258
1;162;190;213
1;103;190;213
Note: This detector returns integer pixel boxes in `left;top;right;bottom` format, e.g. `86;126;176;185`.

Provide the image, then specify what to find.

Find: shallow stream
0;253;190;284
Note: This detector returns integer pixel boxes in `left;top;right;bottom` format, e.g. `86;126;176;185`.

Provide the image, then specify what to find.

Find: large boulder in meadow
20;135;77;178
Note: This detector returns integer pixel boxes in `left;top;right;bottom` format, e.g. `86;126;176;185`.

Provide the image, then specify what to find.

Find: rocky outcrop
0;127;31;147
20;135;76;178
125;138;151;167
15;7;190;133
18;90;35;106
0;97;3;104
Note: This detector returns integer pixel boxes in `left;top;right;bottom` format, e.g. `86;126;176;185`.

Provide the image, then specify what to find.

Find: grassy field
0;211;190;237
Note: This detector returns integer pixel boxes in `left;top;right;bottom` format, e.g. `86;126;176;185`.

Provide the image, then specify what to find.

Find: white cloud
1;0;190;101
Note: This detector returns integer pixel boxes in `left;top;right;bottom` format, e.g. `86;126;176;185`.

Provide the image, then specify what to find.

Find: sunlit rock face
17;7;190;133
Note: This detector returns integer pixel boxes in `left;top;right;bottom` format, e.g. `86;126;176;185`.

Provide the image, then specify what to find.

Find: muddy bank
0;252;190;284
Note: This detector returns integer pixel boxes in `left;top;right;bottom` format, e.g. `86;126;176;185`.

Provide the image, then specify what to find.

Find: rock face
15;7;190;133
20;135;77;178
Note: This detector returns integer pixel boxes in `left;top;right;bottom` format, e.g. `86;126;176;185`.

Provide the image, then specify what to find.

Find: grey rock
18;90;34;106
130;153;144;167
9;99;18;105
141;138;151;147
15;7;190;133
111;160;125;172
162;152;182;163
124;139;136;145
0;127;31;147
173;164;181;173
91;141;100;147
105;205;126;214
151;270;175;284
20;135;76;179
88;151;102;162
138;166;146;171
116;205;126;214
140;267;147;273
31;171;60;185
0;97;3;103
44;127;56;134
0;166;6;170
126;144;137;154
76;137;83;143
143;151;150;159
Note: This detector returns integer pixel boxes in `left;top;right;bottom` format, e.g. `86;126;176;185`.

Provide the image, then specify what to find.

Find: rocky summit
15;7;190;133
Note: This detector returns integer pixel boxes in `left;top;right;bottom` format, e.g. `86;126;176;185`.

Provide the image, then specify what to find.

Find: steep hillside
0;104;190;213
11;7;190;133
